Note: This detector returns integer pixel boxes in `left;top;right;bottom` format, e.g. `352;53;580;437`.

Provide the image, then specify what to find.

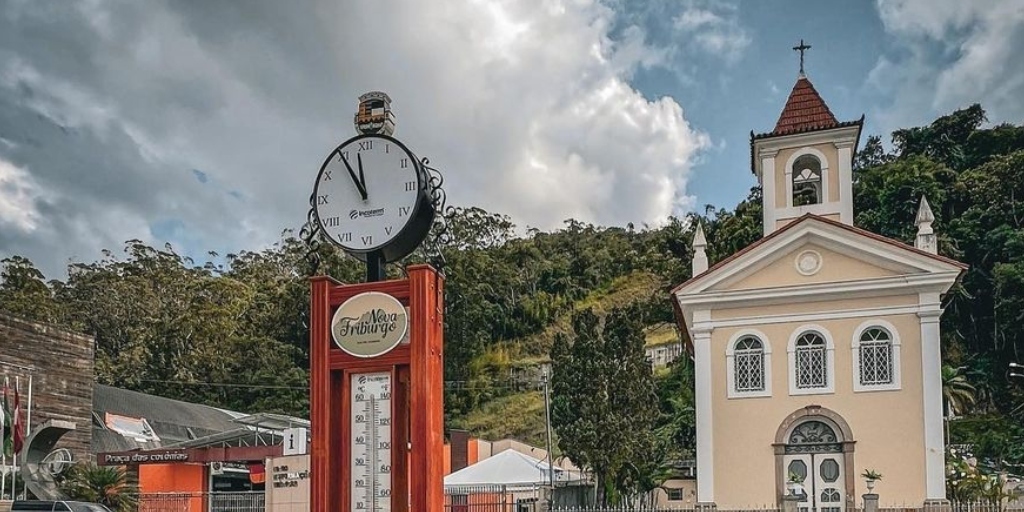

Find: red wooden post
309;266;445;512
309;276;337;512
409;265;445;512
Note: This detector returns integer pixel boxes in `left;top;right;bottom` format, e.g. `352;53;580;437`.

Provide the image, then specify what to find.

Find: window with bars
858;327;894;385
733;336;765;392
795;332;827;389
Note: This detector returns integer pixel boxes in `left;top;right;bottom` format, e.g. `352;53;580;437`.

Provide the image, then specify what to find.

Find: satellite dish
41;448;73;476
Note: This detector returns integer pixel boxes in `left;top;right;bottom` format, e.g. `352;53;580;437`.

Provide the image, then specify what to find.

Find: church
671;54;966;511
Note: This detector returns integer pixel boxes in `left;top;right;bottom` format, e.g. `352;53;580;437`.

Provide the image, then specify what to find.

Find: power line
135;378;543;392
139;379;306;390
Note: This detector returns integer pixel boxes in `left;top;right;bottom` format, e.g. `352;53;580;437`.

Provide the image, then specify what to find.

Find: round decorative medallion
795;250;822;276
331;291;409;358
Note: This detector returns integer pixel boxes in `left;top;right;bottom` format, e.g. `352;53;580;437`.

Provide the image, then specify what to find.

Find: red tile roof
772;76;838;135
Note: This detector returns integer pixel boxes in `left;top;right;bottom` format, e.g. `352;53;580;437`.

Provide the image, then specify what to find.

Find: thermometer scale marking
351;372;393;512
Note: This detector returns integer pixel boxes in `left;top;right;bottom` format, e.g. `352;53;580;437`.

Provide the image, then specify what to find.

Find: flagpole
13;376;19;500
5;375;11;500
0;375;5;500
25;373;32;500
26;374;32;437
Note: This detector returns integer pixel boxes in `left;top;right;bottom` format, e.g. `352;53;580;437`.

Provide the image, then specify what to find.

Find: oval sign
331;292;408;358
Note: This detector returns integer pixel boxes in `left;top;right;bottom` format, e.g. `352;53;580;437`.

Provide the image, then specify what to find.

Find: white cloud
0;0;709;276
673;2;750;62
871;0;1024;130
0;158;44;233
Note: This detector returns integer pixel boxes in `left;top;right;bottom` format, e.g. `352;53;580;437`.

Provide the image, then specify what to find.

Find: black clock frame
312;133;436;282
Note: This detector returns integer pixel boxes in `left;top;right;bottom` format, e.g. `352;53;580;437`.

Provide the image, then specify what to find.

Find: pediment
675;216;965;297
717;242;904;292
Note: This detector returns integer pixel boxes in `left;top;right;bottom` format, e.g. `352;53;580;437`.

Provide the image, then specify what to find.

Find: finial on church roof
915;195;937;254
693;222;707;249
692;222;709;275
915;195;935;226
792;39;811;77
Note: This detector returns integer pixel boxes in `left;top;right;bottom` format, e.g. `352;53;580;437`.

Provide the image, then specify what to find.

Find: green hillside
3;104;1024;478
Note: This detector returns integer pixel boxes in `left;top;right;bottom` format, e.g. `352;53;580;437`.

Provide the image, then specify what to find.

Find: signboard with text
330;291;408;358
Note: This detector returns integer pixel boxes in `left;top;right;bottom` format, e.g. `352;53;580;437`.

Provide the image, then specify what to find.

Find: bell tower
751;41;863;236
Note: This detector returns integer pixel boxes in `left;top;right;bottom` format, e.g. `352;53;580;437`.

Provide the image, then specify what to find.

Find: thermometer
351;372;393;512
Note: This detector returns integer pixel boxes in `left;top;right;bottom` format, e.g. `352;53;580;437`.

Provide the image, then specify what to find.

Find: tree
943;365;977;417
0;256;60;323
60;463;138;512
853;135;893;171
655;358;696;460
550;305;661;505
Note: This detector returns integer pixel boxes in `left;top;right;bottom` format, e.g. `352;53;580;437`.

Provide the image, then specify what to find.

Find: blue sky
1;0;1023;277
649;1;887;208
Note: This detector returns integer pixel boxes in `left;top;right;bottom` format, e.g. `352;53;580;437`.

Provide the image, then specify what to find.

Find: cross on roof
792;39;811;76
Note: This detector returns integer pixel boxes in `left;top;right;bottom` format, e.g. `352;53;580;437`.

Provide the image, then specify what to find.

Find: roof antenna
792;39;811;77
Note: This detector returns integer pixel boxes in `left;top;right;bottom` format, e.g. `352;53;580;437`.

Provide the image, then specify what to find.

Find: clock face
314;134;423;253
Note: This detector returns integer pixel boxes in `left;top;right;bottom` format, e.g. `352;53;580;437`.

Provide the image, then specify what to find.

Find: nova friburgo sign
331;292;408;358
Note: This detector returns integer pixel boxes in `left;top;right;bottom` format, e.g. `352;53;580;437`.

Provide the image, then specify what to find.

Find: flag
2;377;11;459
13;379;23;455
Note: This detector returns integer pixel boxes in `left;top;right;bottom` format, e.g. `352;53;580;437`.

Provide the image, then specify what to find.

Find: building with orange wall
93;385;308;511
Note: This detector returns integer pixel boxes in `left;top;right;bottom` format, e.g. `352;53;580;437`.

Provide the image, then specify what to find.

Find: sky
1;0;1023;279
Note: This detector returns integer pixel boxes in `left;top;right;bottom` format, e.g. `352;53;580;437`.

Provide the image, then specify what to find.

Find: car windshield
69;504;112;512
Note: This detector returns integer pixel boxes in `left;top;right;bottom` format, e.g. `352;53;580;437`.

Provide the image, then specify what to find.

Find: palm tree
59;463;138;512
942;365;976;418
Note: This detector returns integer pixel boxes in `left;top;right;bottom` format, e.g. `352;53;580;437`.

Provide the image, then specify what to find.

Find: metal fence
503;503;1024;512
138;492;265;512
444;485;544;512
551;508;767;512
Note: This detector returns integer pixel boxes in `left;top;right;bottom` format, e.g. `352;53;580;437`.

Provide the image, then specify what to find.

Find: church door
782;420;846;512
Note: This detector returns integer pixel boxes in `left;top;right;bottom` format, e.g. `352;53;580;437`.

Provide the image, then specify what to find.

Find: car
11;501;114;512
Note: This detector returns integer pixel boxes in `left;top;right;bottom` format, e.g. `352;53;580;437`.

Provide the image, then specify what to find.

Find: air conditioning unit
210;461;225;476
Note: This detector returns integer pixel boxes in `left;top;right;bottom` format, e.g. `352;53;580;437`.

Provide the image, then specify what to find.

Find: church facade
672;72;966;511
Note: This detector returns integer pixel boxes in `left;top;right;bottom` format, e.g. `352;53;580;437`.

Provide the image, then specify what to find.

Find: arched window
853;321;901;391
727;331;772;398
734;337;765;392
794;332;827;389
792;155;822;206
858;328;893;385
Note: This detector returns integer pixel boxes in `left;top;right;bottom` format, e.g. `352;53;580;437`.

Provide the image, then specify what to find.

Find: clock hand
357;152;368;199
340;152;368;200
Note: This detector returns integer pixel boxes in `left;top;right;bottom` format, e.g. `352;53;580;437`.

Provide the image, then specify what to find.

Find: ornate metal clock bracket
300;190;324;274
414;156;454;274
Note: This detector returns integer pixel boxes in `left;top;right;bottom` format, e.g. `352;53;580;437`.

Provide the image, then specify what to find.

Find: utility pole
542;367;555;505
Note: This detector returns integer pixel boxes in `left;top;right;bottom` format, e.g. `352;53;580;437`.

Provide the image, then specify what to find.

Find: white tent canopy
444;449;574;487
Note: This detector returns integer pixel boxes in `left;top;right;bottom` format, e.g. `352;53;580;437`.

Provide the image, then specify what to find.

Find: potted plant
787;471;804;495
861;469;883;491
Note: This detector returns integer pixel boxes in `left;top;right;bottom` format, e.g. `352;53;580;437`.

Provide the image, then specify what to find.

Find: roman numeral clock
306;91;445;512
313;92;435;280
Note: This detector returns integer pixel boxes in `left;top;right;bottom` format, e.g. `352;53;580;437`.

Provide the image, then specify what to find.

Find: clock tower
307;94;445;512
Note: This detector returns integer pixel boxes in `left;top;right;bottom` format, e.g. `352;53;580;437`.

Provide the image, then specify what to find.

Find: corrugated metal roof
91;384;242;453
